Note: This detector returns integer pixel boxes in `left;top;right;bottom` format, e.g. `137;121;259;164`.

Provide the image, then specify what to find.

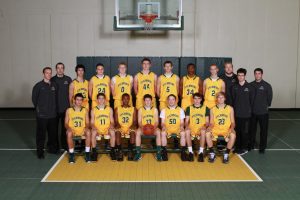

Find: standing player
157;61;180;110
114;93;137;161
89;63;111;109
69;64;89;110
160;94;186;161
111;63;133;108
220;62;237;105
206;92;236;164
64;93;91;163
180;63;202;111
134;94;162;161
185;93;209;162
90;93;116;161
203;64;225;109
134;58;157;109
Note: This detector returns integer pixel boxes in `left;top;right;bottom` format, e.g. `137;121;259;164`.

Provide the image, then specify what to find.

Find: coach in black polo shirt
51;62;72;150
231;68;255;155
32;67;58;159
220;62;237;105
250;68;273;153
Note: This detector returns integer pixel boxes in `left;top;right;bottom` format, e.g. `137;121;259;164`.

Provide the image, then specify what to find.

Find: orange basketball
143;124;154;135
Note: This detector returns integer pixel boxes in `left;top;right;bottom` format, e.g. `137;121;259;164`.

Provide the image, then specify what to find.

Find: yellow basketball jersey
211;105;232;135
165;106;181;133
72;79;89;106
204;78;223;102
118;106;134;130
113;75;132;100
67;107;86;135
93;106;111;132
91;75;110;101
136;71;156;99
182;75;199;99
141;106;155;126
159;74;178;102
188;105;208;128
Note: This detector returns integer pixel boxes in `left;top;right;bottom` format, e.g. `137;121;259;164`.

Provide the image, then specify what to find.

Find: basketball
143;124;155;135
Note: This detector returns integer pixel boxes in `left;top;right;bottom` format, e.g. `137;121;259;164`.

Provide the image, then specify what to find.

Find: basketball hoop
140;14;158;31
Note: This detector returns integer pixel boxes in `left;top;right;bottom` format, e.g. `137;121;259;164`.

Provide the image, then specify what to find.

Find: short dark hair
96;63;104;69
216;92;226;98
55;62;65;69
75;64;85;72
118;62;127;68
143;94;152;101
254;68;263;74
187;63;195;69
121;93;130;99
43;67;52;73
97;93;106;99
167;94;177;100
141;58;151;64
237;68;247;75
74;93;84;99
193;92;203;99
164;60;173;67
224;61;233;67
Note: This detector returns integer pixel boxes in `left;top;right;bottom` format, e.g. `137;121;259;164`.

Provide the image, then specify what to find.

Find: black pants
57;112;67;150
36;117;58;154
235;117;250;151
250;114;269;150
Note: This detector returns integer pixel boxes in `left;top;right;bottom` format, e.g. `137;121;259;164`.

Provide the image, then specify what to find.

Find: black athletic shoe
127;150;134;161
85;152;91;163
188;152;194;162
37;150;45;159
69;153;75;163
91;151;98;162
208;152;216;163
237;149;248;156
223;153;229;164
117;150;124;161
181;150;187;161
162;148;168;161
259;149;265;154
110;149;117;161
198;152;204;162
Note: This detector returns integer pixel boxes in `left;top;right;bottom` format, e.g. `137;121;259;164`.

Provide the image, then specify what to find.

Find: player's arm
85;109;90;129
156;76;161;97
69;82;74;106
111;76;116;97
202;79;207;97
176;76;180;96
133;74;138;95
130;75;134;93
154;74;158;97
64;109;71;131
184;106;190;129
114;108;120;129
179;77;183;97
229;106;235;131
88;78;93;99
153;108;159;130
207;109;214;132
137;108;143;128
221;80;225;93
160;109;166;131
180;108;185;131
109;107;115;128
90;108;96;130
198;77;203;94
131;108;137;129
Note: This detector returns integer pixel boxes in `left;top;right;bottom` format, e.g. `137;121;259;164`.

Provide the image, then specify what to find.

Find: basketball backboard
114;0;183;31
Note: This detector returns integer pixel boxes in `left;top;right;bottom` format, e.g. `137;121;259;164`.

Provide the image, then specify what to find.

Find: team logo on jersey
64;81;69;85
51;86;55;91
259;86;264;90
244;88;249;92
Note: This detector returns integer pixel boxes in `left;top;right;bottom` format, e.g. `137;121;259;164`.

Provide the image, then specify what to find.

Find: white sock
224;153;229;159
85;147;90;152
199;147;204;154
188;146;193;153
69;148;74;153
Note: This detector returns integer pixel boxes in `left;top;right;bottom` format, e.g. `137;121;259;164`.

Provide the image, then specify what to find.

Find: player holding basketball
134;58;157;109
89;63;111;109
157;61;180;110
185;93;209;162
203;64;225;109
160;94;186;161
111;62;133;108
69;64;89;110
134;94;162;161
206;92;236;164
180;63;202;111
90;93;116;161
65;93;91;163
114;93;137;161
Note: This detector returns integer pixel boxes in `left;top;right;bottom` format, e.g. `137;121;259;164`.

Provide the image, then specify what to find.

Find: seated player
134;94;162;161
185;93;209;162
206;92;236;164
160;94;186;161
90;93;116;161
64;93;91;163
114;93;137;161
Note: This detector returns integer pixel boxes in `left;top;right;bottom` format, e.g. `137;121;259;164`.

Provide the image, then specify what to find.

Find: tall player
89;63;110;109
65;93;91;163
134;58;157;109
90;93;116;161
203;64;225;109
69;64;89;110
157;61;180;110
160;94;186;161
111;62;133;108
180;63;202;111
185;93;209;162
114;93;137;161
206;92;236;164
134;94;162;161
